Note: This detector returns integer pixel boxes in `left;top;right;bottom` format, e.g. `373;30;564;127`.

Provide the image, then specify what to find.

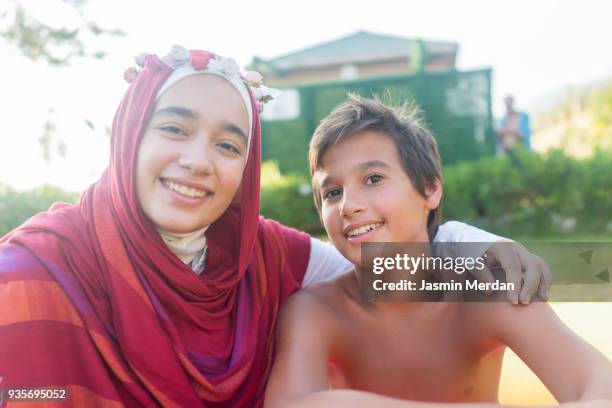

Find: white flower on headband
123;45;281;113
123;67;139;83
220;57;240;76
134;52;148;68
162;45;191;69
243;70;263;86
251;85;281;104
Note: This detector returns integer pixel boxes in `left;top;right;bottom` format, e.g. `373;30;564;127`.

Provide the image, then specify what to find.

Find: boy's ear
424;178;443;210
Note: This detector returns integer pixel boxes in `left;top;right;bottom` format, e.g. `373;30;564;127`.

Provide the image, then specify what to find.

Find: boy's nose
339;190;365;217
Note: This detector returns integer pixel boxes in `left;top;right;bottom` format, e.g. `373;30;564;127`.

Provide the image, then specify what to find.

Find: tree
1;0;124;66
1;0;124;161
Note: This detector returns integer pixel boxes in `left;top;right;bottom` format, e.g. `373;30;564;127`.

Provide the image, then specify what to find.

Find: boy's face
136;74;249;234
315;130;441;268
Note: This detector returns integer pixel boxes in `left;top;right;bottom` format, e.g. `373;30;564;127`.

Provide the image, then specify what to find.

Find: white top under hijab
157;227;208;264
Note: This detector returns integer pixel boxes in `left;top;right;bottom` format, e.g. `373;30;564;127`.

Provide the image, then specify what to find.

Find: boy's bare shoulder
278;273;358;335
285;273;355;314
460;300;554;341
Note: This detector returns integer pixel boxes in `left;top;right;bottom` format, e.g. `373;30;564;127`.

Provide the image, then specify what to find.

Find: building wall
264;55;455;87
426;54;456;71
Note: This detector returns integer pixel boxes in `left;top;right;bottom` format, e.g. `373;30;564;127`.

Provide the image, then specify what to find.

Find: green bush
442;149;612;237
260;161;322;234
0;183;79;237
2;152;611;239
261;150;612;238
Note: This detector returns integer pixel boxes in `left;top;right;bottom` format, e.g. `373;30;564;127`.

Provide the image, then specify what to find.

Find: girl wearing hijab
0;47;546;407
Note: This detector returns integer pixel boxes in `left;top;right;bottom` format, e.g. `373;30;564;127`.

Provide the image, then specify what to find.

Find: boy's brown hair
309;94;443;241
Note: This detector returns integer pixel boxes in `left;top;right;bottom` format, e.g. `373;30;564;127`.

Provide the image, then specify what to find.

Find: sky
1;0;612;191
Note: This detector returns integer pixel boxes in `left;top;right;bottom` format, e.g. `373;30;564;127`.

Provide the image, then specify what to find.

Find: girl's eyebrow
154;106;198;119
222;123;248;144
154;107;248;143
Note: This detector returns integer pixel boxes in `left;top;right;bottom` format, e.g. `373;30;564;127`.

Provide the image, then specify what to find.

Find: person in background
499;95;531;152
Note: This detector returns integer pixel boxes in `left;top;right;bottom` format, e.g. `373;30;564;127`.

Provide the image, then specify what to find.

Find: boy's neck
348;272;436;314
353;240;441;305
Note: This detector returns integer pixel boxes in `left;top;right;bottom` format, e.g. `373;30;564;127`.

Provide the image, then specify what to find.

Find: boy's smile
316;130;441;267
344;220;384;242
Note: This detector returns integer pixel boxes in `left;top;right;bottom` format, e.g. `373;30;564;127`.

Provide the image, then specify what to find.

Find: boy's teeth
165;180;206;198
347;223;382;238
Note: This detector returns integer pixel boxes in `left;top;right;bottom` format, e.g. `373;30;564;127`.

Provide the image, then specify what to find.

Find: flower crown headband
122;45;279;116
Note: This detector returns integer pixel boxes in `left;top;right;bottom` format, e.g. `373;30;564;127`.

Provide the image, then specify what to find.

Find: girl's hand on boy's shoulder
475;240;552;305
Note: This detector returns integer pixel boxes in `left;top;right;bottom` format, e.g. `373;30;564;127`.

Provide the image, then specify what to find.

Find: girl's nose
178;143;213;175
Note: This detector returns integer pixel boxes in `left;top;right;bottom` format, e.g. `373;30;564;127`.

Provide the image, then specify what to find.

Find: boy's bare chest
328;305;504;402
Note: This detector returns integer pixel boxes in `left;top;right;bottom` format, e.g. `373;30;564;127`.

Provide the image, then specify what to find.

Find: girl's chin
152;217;210;234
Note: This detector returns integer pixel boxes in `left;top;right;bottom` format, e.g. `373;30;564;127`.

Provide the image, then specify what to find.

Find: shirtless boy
264;96;612;408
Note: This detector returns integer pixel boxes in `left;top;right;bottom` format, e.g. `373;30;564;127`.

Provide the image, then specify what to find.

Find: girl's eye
218;142;241;155
160;125;188;136
323;188;341;200
366;174;383;184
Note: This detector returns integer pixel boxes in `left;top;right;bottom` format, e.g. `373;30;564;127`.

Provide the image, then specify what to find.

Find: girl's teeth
165;181;206;198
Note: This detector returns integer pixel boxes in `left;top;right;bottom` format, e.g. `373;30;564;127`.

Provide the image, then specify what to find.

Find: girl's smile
136;74;249;234
159;177;213;204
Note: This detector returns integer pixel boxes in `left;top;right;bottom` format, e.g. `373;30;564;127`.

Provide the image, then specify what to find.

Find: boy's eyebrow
356;160;392;170
318;160;391;188
319;174;335;189
154;106;199;119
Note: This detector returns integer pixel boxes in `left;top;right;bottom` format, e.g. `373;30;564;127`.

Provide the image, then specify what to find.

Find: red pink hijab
0;51;310;407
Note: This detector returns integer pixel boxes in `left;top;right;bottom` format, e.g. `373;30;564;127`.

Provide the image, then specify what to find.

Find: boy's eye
323;188;341;200
366;174;383;184
217;142;241;155
160;125;188;136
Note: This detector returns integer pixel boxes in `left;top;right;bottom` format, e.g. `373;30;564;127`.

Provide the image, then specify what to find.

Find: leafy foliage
442;149;612;237
534;80;612;156
1;1;124;66
0;183;79;236
260;150;612;238
259;162;321;233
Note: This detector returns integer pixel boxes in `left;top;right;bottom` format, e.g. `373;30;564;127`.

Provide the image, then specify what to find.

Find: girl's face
136;74;250;233
315;130;442;268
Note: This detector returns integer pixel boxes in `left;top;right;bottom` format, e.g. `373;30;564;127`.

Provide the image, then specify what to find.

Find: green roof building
251;30;458;86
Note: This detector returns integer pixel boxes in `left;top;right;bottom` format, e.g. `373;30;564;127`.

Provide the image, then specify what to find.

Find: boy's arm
481;302;612;402
435;221;551;303
304;223;552;304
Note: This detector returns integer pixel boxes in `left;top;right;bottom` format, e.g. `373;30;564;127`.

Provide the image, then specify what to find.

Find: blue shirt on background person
499;95;531;151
